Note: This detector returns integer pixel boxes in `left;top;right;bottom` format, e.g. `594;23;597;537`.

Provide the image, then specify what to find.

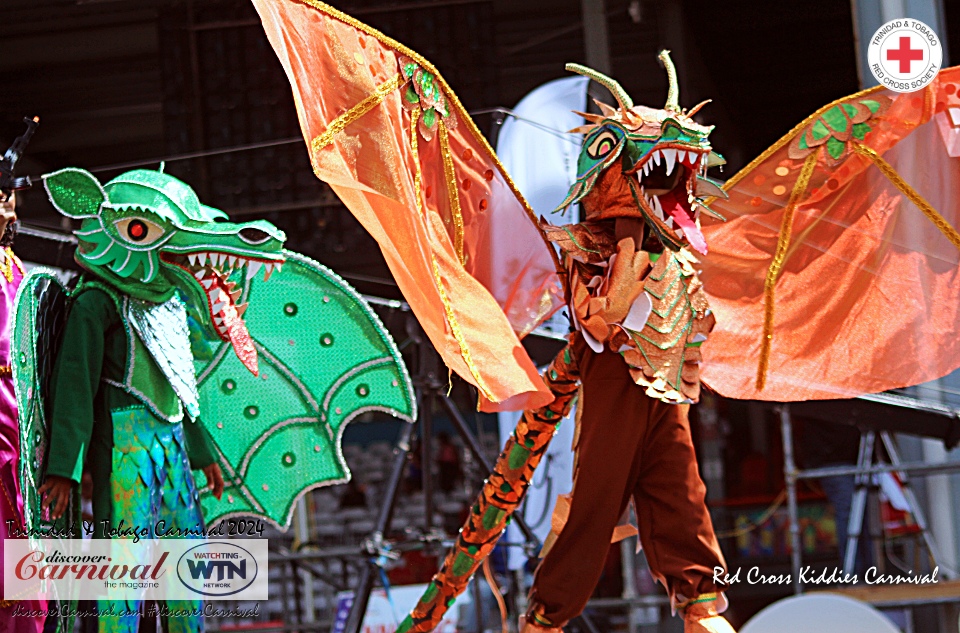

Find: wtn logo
185;559;247;581
177;542;258;597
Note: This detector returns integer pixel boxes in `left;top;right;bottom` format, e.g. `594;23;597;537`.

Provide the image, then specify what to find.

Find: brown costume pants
530;336;728;625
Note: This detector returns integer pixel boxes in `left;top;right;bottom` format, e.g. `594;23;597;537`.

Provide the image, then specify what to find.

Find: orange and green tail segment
398;345;580;632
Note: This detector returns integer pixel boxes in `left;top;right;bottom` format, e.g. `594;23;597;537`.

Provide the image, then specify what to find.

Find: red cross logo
886;36;924;73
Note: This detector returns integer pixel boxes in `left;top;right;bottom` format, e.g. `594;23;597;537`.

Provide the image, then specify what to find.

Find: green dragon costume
14;167;415;633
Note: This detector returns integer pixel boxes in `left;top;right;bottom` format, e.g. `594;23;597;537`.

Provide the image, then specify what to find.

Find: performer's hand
38;475;73;520
203;463;224;500
0;192;16;237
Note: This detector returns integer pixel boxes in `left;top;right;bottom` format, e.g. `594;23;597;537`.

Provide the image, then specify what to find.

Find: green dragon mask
556;51;727;255
42;167;286;375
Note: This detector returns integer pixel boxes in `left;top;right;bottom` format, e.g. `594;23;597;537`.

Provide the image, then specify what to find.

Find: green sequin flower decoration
788;95;892;165
399;56;457;142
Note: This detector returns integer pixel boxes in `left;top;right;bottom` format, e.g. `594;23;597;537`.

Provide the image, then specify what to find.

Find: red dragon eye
114;217;166;245
127;220;147;240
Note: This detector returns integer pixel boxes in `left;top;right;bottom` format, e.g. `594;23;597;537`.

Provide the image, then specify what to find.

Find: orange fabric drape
254;0;564;410
700;68;960;401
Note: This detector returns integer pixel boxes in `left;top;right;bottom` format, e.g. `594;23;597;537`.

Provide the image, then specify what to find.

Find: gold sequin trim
703;84;886;204
756;151;818;391
310;74;403;154
293;0;563;279
0;248;21;283
678;592;719;611
0;366;10;377
437;120;465;265
410;107;495;401
852;142;960;251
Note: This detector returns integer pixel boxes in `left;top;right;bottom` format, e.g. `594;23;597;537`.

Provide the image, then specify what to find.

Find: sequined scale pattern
12;272;75;532
125;295;201;419
398;347;579;633
100;405;203;633
540;221;617;266
613;250;714;403
544;220;714;404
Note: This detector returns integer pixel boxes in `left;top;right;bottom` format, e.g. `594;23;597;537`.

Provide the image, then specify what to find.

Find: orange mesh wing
700;67;960;401
253;0;564;411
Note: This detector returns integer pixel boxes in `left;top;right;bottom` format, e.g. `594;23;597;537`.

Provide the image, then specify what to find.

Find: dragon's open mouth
161;251;284;375
630;146;708;254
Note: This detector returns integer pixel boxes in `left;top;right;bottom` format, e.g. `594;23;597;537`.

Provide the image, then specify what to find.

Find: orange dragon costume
397;55;735;633
253;1;960;631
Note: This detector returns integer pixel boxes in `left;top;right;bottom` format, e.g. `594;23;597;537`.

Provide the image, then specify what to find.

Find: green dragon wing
193;250;416;528
12;269;81;534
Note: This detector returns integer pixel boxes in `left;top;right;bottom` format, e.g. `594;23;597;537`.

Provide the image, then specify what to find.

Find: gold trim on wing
704;83;886;204
437;119;466;265
310;74;403;153
756;151;818;391
410;107;495;401
852;142;960;252
294;0;563;279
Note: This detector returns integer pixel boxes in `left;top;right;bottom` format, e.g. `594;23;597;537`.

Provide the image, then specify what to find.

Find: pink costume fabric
0;251;43;633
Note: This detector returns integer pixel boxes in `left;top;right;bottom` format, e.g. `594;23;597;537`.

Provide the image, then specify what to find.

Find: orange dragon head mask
556;51;727;254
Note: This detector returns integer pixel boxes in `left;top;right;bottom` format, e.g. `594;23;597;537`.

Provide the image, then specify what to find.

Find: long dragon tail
398;344;580;633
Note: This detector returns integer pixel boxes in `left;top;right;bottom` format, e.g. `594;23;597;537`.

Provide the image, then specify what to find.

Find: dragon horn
658;50;681;113
565;63;634;111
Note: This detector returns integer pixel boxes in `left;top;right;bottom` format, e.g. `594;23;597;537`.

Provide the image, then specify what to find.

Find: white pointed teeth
651;195;663;219
188;253;279;285
662;148;677;176
676;228;685;239
212;301;226;313
214;316;224;326
637;148;705;183
665;216;675;229
209;288;222;303
200;279;214;289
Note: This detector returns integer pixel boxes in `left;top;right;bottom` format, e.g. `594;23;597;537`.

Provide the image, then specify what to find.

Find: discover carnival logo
3;538;267;601
868;18;942;93
176;541;259;597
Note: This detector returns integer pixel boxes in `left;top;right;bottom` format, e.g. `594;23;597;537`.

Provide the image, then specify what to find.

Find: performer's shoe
682;594;737;633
